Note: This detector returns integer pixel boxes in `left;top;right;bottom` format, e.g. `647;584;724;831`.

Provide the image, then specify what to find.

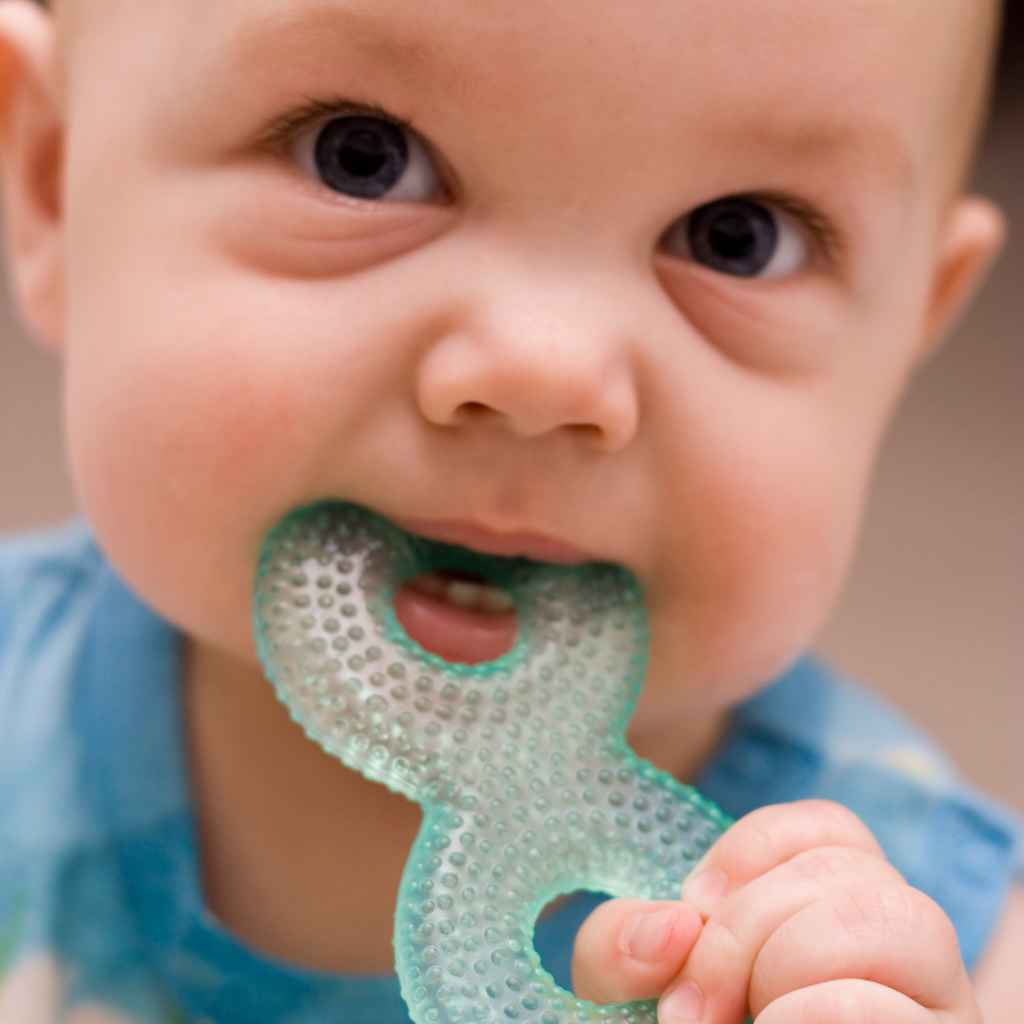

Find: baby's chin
636;590;831;724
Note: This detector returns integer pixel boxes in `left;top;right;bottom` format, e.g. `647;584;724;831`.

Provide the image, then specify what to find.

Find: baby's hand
573;800;981;1023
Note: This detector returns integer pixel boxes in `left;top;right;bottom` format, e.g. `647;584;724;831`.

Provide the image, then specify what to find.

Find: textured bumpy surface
254;503;731;1024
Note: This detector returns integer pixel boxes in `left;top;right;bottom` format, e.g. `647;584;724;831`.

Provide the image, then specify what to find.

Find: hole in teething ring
394;568;518;664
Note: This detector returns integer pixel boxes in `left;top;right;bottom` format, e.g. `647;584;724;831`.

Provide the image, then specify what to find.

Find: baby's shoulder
0;520;111;852
0;524;179;1020
0;519;104;644
0;519;107;819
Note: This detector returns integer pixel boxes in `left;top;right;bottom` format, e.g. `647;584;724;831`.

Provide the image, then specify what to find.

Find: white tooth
480;587;514;613
447;580;483;608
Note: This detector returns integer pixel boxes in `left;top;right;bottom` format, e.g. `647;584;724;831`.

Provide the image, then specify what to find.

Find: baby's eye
291;114;443;202
662;197;809;278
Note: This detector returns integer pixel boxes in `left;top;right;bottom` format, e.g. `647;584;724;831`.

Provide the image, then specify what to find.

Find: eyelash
260;97;413;151
743;191;843;266
259;101;844;264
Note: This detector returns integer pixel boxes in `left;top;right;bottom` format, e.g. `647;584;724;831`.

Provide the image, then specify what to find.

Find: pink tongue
394;577;518;665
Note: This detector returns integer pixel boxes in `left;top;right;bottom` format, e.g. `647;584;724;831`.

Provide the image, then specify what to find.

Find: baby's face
44;0;996;728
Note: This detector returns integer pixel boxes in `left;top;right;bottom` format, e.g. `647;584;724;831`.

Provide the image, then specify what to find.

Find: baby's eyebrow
212;0;458;91
744;117;915;193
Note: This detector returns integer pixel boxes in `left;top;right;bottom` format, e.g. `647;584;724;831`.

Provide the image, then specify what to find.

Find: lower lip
391;517;593;564
393;579;519;665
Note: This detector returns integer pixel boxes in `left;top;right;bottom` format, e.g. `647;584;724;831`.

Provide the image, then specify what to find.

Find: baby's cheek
640;409;861;709
65;340;310;657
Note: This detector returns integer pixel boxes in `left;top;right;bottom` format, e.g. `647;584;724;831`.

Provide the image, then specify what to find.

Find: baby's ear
0;0;63;349
917;195;1006;362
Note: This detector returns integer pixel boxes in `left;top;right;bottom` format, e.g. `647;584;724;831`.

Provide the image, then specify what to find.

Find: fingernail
660;980;703;1023
680;868;728;910
626;906;679;962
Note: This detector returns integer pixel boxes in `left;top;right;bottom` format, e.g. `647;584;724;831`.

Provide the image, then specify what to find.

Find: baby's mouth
394;568;518;665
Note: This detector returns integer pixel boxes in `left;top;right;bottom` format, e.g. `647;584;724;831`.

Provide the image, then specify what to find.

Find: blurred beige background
816;86;1023;815
1;76;1021;816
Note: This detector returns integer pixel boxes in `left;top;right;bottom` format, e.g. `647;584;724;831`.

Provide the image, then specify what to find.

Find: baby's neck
183;637;725;974
185;638;421;972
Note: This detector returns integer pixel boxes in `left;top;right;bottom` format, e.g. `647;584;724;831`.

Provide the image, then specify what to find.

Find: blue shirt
1;523;1020;1023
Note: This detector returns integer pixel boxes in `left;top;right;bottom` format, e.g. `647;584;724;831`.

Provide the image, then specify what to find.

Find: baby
0;0;1021;1021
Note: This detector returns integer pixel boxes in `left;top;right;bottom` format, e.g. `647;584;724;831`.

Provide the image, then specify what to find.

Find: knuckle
714;804;782;869
701;913;747;964
789;843;864;883
798;800;879;848
729;801;881;869
902;887;960;947
730;800;842;863
740;812;786;866
834;881;917;942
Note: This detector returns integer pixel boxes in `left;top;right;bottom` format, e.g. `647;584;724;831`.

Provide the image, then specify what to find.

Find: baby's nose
414;275;640;452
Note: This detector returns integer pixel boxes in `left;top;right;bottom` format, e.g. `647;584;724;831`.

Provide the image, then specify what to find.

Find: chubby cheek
61;263;384;662
634;377;870;724
67;349;294;658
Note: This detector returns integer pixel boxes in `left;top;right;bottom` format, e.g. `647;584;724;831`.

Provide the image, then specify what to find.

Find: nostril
567;422;607;446
455;401;492;420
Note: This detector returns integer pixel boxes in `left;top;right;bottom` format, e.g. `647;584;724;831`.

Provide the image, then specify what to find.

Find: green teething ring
254;502;731;1024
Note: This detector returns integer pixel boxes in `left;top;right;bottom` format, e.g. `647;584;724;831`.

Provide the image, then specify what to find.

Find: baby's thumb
571;899;702;1005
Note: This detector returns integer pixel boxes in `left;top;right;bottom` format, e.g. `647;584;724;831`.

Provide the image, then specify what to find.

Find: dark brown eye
292;113;443;203
663;197;809;278
314;117;409;199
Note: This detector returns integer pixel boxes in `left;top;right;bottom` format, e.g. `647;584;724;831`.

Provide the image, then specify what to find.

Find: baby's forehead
190;0;985;83
64;0;996;194
79;0;994;102
70;0;996;63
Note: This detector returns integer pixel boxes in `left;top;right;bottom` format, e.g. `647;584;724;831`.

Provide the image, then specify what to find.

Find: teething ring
254;502;731;1024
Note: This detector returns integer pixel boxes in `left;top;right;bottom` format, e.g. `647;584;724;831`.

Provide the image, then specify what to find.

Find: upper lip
391;516;596;565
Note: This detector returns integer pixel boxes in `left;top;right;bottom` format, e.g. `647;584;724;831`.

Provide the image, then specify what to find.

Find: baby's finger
749;882;973;1019
659;845;902;1023
755;979;956;1024
680;800;883;918
571;899;703;1005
